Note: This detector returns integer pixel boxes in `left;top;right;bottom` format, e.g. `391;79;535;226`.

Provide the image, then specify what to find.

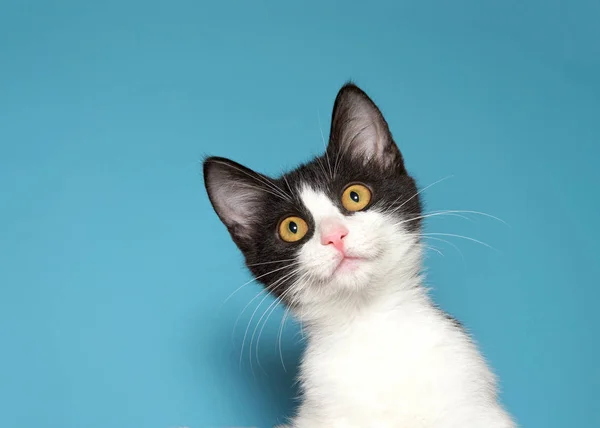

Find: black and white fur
203;83;515;427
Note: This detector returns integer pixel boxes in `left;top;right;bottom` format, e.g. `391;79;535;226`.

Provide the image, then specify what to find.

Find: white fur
280;187;515;428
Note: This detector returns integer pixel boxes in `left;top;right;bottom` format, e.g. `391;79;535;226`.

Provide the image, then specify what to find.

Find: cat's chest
305;315;442;383
300;310;456;422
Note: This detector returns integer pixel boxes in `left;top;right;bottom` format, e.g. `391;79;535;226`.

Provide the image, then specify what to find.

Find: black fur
203;83;422;305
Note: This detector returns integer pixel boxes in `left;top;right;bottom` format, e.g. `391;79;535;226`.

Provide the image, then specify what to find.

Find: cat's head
203;83;422;311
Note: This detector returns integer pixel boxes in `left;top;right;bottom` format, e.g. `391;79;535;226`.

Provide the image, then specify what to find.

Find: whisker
425;209;508;225
281;172;294;196
314;156;330;181
222;262;301;304
230;269;298;346
425;211;472;221
388;175;454;215
392;209;508;235
298;312;305;340
425;245;444;257
424;236;466;261
251;296;283;372
246;258;297;267
242;291;273;374
253;277;302;374
238;268;301;370
392;211;472;228
278;306;291;372
422;232;498;252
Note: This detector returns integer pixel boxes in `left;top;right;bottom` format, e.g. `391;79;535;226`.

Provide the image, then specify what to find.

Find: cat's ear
327;83;405;171
203;156;269;245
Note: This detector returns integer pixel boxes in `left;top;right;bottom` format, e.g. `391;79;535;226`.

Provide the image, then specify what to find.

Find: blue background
1;1;599;427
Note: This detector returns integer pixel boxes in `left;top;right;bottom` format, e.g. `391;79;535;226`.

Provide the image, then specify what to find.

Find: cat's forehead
298;184;341;220
282;155;360;190
287;157;333;185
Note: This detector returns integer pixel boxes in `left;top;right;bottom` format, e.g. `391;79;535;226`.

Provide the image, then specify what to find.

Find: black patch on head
203;82;422;305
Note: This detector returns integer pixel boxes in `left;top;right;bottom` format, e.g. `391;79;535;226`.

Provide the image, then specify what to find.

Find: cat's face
204;84;422;309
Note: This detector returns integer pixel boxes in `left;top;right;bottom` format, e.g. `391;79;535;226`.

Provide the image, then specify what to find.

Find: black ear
327;83;405;172
203;156;273;246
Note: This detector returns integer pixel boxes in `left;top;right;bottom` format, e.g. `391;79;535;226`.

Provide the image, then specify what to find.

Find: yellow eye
342;184;372;212
278;216;309;242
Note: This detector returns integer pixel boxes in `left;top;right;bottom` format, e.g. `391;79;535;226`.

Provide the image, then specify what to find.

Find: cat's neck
298;271;429;338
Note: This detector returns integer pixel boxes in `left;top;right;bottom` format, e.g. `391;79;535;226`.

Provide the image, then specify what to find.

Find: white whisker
238;265;304;371
252;279;300;374
242;291;273;374
281;170;294;196
425;209;507;225
230;268;298;345
423;236;466;261
425;245;444;257
278;306;291;372
388;175;454;215
222;262;301;304
392;211;471;228
422;232;498;252
315;156;330;181
246;258;297;267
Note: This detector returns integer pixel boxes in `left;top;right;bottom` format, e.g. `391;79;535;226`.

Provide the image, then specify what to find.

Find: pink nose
320;219;349;252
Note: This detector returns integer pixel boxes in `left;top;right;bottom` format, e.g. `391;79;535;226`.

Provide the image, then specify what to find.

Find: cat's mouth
333;255;367;275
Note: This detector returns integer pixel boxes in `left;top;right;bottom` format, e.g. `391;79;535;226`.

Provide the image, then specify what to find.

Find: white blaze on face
296;185;415;296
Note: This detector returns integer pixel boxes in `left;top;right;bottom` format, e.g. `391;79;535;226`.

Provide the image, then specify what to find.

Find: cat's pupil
350;191;360;203
288;221;298;234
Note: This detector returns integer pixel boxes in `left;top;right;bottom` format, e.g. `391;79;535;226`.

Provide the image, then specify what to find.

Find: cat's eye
278;216;309;242
342;184;372;212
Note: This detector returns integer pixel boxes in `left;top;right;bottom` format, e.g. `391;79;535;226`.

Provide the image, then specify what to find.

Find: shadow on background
195;296;304;427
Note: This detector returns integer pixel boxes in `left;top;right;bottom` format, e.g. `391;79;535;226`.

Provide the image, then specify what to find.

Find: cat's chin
325;258;377;291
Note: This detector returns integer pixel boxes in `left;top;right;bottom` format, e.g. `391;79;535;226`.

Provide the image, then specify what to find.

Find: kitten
203;83;516;428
